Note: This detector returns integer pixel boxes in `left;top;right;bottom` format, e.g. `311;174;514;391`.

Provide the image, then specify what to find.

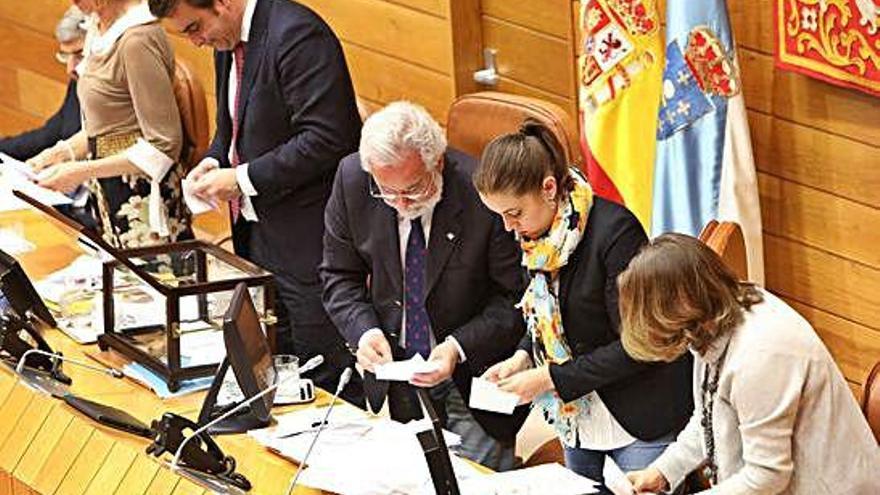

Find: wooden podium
0;210;326;495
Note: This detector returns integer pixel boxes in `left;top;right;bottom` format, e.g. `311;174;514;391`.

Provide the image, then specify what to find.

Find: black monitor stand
197;358;270;435
415;387;461;495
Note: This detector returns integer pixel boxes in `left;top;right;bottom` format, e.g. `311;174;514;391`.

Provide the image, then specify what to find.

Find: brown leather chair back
172;60;210;172
522;438;564;468
862;361;880;443
698;220;749;281
446;91;580;166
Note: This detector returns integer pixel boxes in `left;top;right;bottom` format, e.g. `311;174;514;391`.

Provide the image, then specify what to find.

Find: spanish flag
579;0;665;232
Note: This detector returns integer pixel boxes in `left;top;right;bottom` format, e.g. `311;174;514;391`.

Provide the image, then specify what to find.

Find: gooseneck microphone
15;348;124;378
171;354;325;470
285;367;353;495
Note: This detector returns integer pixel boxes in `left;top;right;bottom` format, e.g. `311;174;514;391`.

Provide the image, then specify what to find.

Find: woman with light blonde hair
620;233;880;494
28;0;190;248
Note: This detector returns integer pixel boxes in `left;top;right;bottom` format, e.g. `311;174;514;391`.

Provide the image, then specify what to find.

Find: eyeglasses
55;50;83;65
369;171;437;202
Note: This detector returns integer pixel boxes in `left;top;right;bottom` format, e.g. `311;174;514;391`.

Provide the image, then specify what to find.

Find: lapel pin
446;232;455;241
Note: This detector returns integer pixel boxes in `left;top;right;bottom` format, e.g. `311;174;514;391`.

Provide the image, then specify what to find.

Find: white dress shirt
652;290;880;494
228;0;259;221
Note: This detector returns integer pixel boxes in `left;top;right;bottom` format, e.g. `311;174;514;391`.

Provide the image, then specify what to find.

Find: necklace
700;345;729;485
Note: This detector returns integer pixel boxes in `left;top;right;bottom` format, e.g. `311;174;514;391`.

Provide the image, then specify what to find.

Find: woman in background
29;0;190;248
473;120;693;491
621;234;880;494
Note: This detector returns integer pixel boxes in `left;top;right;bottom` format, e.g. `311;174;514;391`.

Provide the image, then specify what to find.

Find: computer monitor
0;248;55;328
198;282;275;434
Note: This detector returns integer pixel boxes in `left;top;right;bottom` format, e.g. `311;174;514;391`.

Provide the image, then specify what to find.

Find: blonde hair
618;233;763;362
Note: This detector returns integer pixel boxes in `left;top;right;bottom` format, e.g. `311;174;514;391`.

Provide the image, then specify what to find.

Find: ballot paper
0;152;73;210
604;455;651;495
468;377;520;415
457;463;599;495
182;177;216;215
374;354;441;381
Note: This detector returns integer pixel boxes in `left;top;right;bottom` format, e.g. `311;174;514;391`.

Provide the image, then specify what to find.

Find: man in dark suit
148;0;363;403
320;102;527;470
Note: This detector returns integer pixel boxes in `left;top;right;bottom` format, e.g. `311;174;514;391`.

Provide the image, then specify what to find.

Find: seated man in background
0;6;83;160
320;101;528;471
0;5;94;228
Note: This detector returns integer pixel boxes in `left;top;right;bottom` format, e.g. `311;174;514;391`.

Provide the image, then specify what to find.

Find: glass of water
273;354;300;403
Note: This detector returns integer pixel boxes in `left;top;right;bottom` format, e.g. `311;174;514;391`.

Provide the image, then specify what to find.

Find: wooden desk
0;209;325;495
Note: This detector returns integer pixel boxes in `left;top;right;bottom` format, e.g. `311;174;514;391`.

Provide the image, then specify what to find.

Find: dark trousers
239;220;364;407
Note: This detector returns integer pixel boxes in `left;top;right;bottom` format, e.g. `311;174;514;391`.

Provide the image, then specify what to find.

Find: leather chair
523;438;564;468
446;91;580;166
698;220;749;281
172;60;210;172
861;361;880;444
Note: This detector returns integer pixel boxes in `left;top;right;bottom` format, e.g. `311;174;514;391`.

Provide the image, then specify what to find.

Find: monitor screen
0;249;55;328
222;282;275;422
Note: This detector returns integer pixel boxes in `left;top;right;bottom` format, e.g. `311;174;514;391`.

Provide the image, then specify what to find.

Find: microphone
285;367;353;495
15;348;124;378
171;354;325;470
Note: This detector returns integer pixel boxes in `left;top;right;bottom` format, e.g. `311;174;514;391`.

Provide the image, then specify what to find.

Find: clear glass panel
127;247;255;288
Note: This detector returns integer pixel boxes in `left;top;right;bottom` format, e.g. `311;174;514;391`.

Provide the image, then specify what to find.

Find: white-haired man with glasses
320;101;528;470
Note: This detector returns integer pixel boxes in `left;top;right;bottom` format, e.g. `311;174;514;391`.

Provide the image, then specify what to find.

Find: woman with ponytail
474;120;692;490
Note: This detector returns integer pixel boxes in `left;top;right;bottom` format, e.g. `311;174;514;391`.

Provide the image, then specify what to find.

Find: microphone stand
16;348;124;378
285;367;353;495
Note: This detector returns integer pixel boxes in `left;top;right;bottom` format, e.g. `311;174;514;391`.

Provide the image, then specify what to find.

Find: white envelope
182;177;216;215
468;377;520;415
374;355;440;381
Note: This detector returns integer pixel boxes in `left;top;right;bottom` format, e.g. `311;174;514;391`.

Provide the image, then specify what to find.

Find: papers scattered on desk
250;404;480;495
0;228;35;255
0;152;73;211
469;377;520;415
459;463;599;494
374;354;440;381
122;361;214;399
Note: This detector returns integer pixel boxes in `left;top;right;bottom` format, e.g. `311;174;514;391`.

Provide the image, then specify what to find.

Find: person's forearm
85;154;142;179
61;131;88;160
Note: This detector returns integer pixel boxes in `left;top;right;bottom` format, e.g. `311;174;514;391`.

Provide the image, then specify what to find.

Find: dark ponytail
474;118;574;199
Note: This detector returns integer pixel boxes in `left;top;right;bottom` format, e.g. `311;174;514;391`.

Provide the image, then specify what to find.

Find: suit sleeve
246;24;359;199
449;214;527;374
320;162;382;347
548;212;653;402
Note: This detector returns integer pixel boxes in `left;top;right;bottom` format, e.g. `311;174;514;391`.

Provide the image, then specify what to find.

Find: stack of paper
122;362;214;399
458;463;599;494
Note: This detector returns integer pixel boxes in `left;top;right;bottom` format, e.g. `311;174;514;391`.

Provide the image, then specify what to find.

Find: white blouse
652;291;880;494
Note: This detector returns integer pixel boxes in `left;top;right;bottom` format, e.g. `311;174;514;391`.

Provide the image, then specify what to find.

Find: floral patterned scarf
519;168;593;445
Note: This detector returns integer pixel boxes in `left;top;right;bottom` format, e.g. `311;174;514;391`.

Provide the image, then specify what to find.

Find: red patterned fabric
775;0;880;97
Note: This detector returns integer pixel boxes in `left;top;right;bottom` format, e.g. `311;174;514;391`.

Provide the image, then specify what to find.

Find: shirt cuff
125;138;174;181
445;336;467;363
358;328;385;350
651;448;692;492
236;163;258;196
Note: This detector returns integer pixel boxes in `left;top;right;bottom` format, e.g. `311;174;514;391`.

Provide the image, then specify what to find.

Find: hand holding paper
468;377;520;415
374;355;440;382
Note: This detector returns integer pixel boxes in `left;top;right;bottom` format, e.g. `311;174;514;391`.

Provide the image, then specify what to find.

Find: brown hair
148;0;215;18
618;233;763;362
473;119;574;199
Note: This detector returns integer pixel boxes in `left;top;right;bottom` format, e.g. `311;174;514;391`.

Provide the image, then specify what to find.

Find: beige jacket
653;291;880;494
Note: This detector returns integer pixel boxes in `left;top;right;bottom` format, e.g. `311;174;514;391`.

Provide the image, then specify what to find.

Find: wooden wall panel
482;0;572;39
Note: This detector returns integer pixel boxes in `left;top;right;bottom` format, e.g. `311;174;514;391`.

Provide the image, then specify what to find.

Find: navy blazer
320;149;529;440
206;0;361;280
524;197;694;442
0;80;81;160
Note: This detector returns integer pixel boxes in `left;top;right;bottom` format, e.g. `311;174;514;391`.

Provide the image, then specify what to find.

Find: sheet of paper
374;354;440;381
0;152;36;180
0;228;35;255
123;362;214;399
604;455;646;495
458;463;599;495
0;159;73;209
182;177;216;215
468;377;520;415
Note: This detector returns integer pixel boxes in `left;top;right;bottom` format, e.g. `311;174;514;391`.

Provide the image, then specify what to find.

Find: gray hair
55;6;86;44
359;101;446;172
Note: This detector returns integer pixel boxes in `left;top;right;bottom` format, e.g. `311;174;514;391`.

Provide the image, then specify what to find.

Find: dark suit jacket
320;149;528;440
0;80;81;160
525;197;693;442
206;0;361;281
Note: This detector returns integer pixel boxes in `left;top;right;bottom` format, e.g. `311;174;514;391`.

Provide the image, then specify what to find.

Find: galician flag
653;0;763;282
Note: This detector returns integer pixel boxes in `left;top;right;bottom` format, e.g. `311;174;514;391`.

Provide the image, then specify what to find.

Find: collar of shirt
86;2;156;57
693;325;734;365
240;0;259;43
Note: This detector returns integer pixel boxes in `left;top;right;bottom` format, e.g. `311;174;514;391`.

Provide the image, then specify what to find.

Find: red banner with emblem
775;0;880;97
